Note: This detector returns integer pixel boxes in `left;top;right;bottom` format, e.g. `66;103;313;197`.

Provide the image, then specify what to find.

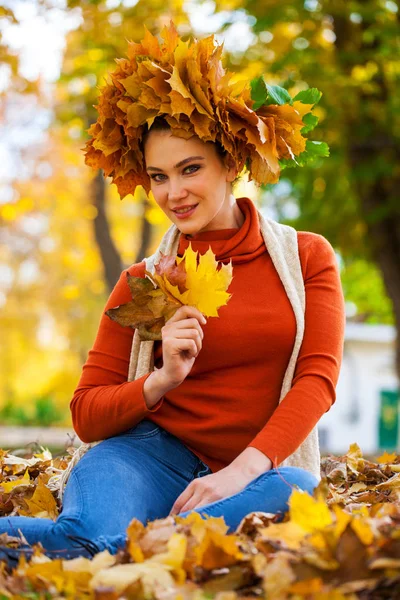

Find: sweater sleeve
246;233;346;468
70;263;165;443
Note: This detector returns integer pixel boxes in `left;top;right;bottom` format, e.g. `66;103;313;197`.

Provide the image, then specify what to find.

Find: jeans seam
192;461;211;479
190;463;200;478
61;468;84;523
125;428;161;439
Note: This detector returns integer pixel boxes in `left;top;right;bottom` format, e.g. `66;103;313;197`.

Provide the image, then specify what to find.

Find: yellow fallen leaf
332;504;352;540
289;577;324;594
346;443;364;475
260;521;306;550
193;528;244;570
347;482;367;494
147;532;187;585
1;468;32;493
175;511;242;570
375;450;397;464
148;532;187;569
89;561;176;595
374;472;400;490
313;592;355;600
289;489;333;533
19;478;58;520
350;515;375;545
63;550;116;575
263;553;296;598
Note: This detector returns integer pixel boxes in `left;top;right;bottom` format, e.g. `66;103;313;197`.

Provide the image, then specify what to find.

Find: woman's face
143;129;237;235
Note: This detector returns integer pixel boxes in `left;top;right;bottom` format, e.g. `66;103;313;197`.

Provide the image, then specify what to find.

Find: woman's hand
157;305;206;389
168;465;256;516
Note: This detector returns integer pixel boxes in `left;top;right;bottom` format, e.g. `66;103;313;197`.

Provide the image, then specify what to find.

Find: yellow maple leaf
332;504;352;540
260;520;306;550
350;515;374;545
376;450;397;464
19;478;59;520
193;528;243;570
346;442;364;475
90;562;176;596
289;489;333;533
148;533;187;585
174;243;233;317
289;577;324;595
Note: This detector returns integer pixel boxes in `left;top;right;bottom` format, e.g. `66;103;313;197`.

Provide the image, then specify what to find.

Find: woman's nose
168;180;188;200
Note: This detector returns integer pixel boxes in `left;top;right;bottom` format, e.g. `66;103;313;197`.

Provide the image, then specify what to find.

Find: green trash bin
378;389;399;451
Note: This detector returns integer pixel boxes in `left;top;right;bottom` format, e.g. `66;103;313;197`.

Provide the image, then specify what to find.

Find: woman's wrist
142;369;176;409
228;447;273;478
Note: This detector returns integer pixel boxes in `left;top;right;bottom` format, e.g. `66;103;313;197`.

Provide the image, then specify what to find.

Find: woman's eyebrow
147;156;205;172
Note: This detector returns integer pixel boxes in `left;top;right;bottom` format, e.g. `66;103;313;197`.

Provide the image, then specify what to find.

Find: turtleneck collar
177;196;267;265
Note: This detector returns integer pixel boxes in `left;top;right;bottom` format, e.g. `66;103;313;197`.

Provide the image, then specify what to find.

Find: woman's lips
173;204;199;219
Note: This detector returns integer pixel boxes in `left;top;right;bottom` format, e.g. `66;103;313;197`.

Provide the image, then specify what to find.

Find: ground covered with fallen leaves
0;443;399;599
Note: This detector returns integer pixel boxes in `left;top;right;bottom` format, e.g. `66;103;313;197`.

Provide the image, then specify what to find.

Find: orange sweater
70;197;346;472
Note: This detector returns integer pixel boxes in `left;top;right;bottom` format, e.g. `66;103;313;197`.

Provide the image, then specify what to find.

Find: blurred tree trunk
90;169;153;292
334;12;400;381
351;149;400;382
91;169;123;292
135;193;152;263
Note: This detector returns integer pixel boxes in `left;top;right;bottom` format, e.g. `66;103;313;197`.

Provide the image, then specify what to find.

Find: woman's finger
170;486;195;515
167;305;206;325
171;318;204;338
170;338;198;358
170;328;202;352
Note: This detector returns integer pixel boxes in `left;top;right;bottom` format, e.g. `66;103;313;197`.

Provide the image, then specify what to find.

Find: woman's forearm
228;446;273;478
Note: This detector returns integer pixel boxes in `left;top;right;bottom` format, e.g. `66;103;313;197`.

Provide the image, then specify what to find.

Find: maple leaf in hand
105;243;233;339
151;252;188;296
106;273;181;341
173;244;233;317
151;243;233;317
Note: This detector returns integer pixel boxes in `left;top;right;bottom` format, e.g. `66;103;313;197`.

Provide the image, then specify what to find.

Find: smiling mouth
173;204;199;215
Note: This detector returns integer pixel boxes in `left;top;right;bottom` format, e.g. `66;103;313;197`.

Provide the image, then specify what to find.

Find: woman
0;23;345;564
0;117;345;564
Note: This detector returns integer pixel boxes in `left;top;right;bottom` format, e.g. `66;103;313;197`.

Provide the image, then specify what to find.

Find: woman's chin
175;219;201;235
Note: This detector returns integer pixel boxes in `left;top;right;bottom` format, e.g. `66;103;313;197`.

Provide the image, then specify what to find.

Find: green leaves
250;76;328;169
250;78;322;110
306;140;330;158
280;140;330;170
293;88;322;105
301;112;319;134
265;83;293;106
250;76;267;110
250;77;292;109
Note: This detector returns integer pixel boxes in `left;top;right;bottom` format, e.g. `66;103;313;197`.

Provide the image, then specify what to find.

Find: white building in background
318;322;400;457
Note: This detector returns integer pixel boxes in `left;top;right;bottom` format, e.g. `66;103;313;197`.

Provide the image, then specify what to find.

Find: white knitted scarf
48;207;321;501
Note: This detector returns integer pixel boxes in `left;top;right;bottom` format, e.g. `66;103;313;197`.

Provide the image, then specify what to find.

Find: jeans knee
276;466;319;496
47;515;90;552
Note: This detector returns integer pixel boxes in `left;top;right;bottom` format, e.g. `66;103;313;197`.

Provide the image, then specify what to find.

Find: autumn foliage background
0;1;399;428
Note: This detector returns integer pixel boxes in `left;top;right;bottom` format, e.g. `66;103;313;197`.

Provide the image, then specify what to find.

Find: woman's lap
0;420;319;563
179;466;319;532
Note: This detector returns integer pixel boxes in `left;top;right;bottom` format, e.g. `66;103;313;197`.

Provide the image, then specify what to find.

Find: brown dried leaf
105;272;181;340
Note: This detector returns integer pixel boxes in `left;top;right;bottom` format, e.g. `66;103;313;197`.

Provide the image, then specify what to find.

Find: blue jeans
0;420;318;565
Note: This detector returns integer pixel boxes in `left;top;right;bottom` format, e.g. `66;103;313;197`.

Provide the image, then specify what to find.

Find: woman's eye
150;164;201;182
185;165;200;174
